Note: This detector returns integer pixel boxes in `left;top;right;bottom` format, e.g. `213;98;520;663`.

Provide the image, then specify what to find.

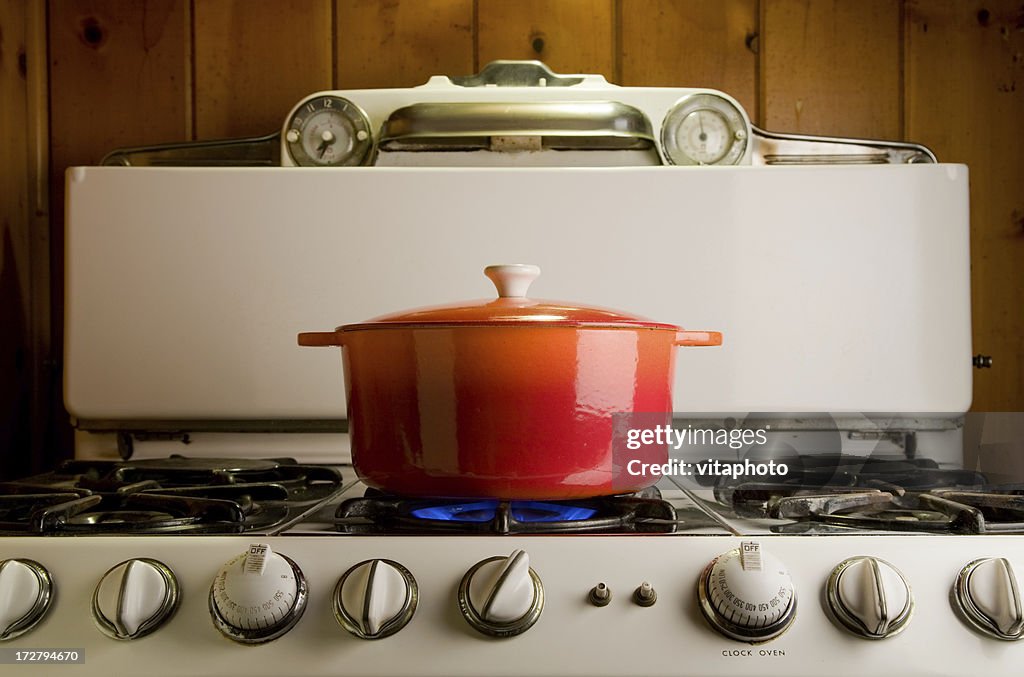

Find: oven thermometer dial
209;544;308;644
698;542;796;643
285;95;372;167
661;93;748;166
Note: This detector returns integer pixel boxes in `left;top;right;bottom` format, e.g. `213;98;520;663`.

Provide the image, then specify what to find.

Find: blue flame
410;500;597;523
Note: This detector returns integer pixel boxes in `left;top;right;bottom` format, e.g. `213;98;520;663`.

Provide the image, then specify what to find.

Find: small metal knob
588;583;611;607
973;354;993;369
633;581;657;607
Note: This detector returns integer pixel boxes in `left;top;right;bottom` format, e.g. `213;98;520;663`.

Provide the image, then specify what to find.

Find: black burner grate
713;455;1024;534
0;456;343;535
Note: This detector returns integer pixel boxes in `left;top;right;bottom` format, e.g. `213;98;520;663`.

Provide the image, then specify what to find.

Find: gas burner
335;487;677;534
709;456;1024;534
717;454;986;493
807;492;988;534
33;493;250;534
0;457;344;535
727;485;1024;535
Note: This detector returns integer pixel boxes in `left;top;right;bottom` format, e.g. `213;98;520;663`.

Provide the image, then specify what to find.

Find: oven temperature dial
209;544;308;644
661;93;748;166
459;549;543;637
698;542;796;643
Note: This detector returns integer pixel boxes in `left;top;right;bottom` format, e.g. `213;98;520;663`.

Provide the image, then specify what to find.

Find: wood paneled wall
4;0;1023;468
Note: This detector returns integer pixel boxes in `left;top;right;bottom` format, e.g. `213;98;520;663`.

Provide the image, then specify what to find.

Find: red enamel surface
345;296;680;330
339;325;678;499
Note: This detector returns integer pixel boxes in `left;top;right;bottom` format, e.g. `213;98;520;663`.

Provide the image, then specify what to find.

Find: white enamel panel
64;164;971;421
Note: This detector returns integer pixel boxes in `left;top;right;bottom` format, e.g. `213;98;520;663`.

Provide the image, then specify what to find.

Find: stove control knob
209;543;308;644
826;556;913;639
334;559;418;639
954;557;1024;641
459;549;543;637
94;558;180;639
0;559;54;641
698;542;796;643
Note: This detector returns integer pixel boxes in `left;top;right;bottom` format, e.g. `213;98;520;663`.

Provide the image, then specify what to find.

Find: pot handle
675;330;722;347
298;331;343;347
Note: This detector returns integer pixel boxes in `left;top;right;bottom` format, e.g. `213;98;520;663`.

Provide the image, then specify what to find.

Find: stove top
3;454;1023;676
5;454;1022;537
0;457;345;535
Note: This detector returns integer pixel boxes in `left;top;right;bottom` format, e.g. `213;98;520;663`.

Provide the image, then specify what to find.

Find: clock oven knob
334;559;418;639
0;559;54;641
954;557;1024;641
209;543;308;644
93;558;180;639
826;556;913;639
698;542;796;643
458;549;544;637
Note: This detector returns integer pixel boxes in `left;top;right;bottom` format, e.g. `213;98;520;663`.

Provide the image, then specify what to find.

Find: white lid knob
484;264;541;298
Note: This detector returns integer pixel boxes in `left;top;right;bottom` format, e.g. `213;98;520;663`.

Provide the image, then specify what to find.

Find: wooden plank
0;0;34;478
762;0;902;139
906;0;1024;411
619;0;757;121
194;0;332;139
336;0;473;88
477;0;614;78
1;1;30;300
49;0;189;163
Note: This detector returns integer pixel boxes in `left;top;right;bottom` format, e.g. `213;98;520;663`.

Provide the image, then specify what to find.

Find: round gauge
285;96;372;167
661;93;749;166
209;544;308;644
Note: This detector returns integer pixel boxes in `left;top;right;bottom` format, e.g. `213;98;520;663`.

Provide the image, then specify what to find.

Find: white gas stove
0;62;1018;676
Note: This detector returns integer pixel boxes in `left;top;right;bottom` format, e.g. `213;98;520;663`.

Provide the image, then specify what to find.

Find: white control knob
93;558;180;639
334;559;418;639
827;556;913;639
954;557;1024;641
698;542;796;642
209;543;308;644
0;559;53;641
458;549;543;637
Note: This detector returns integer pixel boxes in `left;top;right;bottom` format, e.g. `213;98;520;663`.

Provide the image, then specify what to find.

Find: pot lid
341;264;680;330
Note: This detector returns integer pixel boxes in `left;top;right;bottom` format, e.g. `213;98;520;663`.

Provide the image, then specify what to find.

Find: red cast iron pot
298;264;721;499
